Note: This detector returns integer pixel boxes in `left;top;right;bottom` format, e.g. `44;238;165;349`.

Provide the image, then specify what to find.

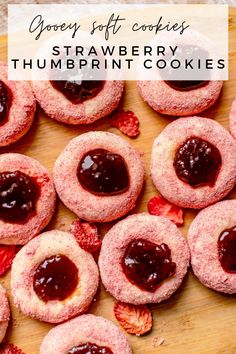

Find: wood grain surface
0;8;236;354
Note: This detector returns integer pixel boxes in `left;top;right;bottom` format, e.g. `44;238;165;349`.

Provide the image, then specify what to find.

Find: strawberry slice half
110;110;140;138
70;219;101;253
148;195;184;226
0;245;18;276
114;301;152;336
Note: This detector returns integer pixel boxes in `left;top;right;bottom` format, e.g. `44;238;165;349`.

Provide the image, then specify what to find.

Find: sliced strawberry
0;343;25;354
148;195;184;226
114;301;152;336
70;219;101;253
110;110;140;138
0;245;18;276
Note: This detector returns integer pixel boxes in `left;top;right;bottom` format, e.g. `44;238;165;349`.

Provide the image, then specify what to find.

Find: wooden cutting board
0;8;236;354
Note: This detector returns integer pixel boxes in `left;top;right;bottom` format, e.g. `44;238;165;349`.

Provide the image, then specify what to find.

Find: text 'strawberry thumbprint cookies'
0;285;10;343
54;132;145;222
0;153;56;245
229;98;236;139
11;230;99;323
188;200;236;294
151;117;236;209
40;314;132;354
99;213;190;304
0;62;36;146
32;77;124;125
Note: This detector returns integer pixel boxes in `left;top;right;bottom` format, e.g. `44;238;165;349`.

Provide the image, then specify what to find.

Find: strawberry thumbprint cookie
40;314;132;354
53;132;144;223
188;200;236;294
11;230;99;323
99;213;190;304
151;117;236;209
229;98;236;139
137;32;222;117
0;285;10;343
0;62;36;146
138;79;222;117
0;153;56;245
32;79;124;125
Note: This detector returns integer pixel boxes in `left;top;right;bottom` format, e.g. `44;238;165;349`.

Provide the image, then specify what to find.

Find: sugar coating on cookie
151;116;236;209
0;61;36;146
0;285;10;343
54;131;145;222
229;98;236;139
32;80;124;125
138;80;222;117
99;213;190;304
11;230;99;323
0;153;56;245
188;200;236;294
40;314;132;354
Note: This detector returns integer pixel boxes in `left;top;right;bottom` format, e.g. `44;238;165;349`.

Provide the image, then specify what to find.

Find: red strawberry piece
0;343;25;354
148;195;184;226
0;245;18;276
70;219;102;253
114;301;152;336
110;110;140;138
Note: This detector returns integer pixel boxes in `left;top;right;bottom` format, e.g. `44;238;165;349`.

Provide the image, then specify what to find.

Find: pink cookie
32;80;124;125
138;80;222;117
151;116;236;209
99;213;190;304
229;98;236;139
11;230;99;323
54;132;145;223
0;62;36;146
188;200;236;294
0;285;10;343
0;153;56;245
40;314;132;354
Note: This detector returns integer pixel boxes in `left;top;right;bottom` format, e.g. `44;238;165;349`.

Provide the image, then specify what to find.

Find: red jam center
51;80;104;104
77;149;129;196
0;80;12;124
174;137;222;186
33;254;78;302
218;226;236;273
67;343;113;354
122;239;176;292
0;171;39;223
165;80;208;91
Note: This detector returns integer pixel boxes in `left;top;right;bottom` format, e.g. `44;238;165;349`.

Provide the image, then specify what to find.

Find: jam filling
0;80;12;124
122;239;176;292
51;80;104;104
174;137;222;187
163;45;209;91
67;343;113;354
165;80;208;91
33;254;78;302
218;226;236;273
0;171;39;223
77;149;129;196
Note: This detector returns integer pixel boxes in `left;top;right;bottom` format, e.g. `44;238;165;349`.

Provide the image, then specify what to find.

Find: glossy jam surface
78;149;129;196
174;137;222;186
218;226;236;273
33;255;78;302
0;80;12;124
163;45;209;91
0;171;39;223
51;80;104;104
122;239;176;292
165;80;208;91
67;343;113;354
